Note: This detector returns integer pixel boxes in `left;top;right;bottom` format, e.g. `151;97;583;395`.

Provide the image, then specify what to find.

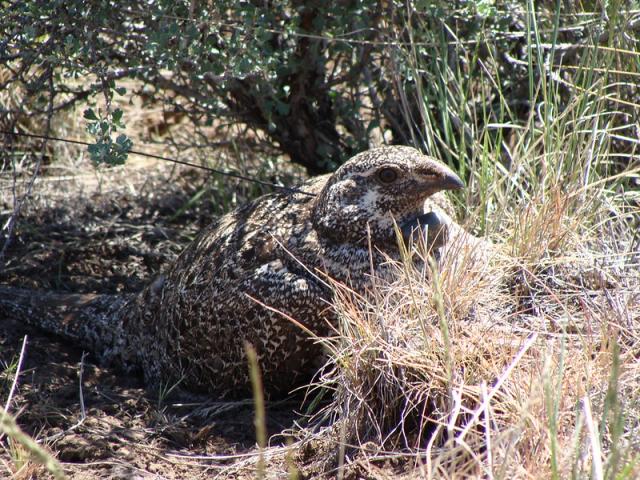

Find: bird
0;146;464;398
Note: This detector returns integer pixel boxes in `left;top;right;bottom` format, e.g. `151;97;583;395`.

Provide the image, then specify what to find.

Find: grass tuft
296;5;640;474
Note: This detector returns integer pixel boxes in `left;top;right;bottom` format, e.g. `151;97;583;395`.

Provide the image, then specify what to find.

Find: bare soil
0;161;312;479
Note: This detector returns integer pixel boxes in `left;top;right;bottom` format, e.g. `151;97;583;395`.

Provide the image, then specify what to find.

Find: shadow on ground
0;162;311;479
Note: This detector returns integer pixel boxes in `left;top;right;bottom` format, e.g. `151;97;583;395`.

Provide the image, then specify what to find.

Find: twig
39;353;89;443
456;333;538;443
481;381;493;480
0;71;55;260
1;335;28;432
78;352;87;421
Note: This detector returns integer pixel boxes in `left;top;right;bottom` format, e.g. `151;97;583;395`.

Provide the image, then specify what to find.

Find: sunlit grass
297;2;640;477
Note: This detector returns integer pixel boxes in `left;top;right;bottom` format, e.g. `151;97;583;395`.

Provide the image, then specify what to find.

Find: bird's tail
0;286;134;368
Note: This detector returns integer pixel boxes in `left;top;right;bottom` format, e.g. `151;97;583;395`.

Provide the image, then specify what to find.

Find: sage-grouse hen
0;146;463;398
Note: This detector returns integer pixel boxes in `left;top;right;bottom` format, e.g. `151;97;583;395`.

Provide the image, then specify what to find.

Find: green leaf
112;108;123;123
83;108;97;120
115;134;132;150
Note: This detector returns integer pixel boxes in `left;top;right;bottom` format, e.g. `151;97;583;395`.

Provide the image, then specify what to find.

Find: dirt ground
0;160;315;479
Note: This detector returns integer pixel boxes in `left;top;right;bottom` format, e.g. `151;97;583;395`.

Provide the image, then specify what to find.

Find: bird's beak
418;157;464;192
441;170;464;191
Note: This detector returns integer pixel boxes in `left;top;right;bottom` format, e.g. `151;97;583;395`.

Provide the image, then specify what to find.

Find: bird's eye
377;167;399;184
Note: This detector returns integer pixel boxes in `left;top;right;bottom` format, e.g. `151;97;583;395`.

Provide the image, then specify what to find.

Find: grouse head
312;146;463;247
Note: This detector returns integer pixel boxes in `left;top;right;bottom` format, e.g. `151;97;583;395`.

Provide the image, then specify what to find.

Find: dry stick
0;333;84;478
0;335;28;448
456;333;538;444
166;447;290;462
1;335;27;421
78;352;87;421
0;139;46;259
245;294;316;339
39;353;89;444
445;386;464;474
245;343;267;480
425;423;443;479
0;72;55;260
481;381;494;480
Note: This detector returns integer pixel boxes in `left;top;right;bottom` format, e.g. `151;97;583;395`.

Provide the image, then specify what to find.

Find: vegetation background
0;0;639;478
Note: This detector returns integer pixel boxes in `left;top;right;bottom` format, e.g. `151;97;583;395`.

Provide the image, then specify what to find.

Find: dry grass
1;337;66;479
292;143;639;478
2;79;639;480
2;4;640;479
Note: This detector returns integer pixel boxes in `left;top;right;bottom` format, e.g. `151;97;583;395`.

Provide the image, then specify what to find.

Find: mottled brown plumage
0;146;463;398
